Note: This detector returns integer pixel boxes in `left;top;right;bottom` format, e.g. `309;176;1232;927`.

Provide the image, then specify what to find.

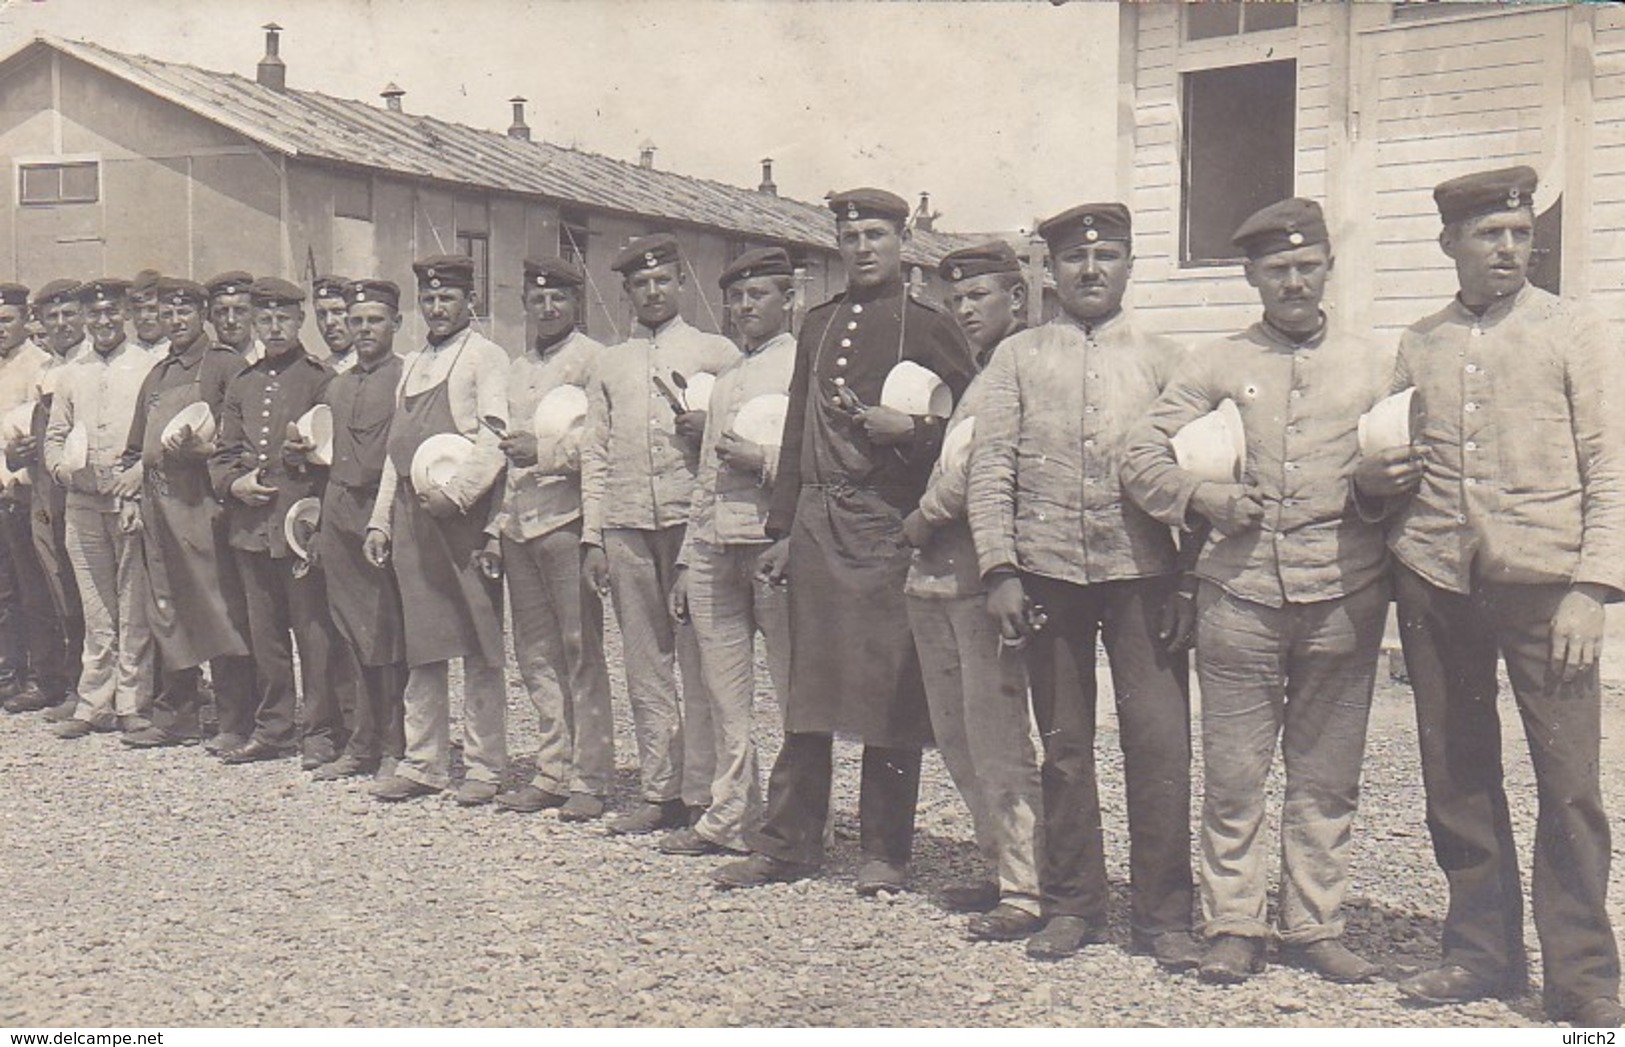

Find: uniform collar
531;328;576;360
743;330;793;357
1450;281;1531;325
844;275;905;305
260;341;307;372
636;315;688;340
168;333;210;370
1257;312;1328;350
1056;307;1124;338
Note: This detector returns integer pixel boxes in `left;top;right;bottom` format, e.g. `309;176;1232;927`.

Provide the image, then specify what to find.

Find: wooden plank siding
1592;8;1625;341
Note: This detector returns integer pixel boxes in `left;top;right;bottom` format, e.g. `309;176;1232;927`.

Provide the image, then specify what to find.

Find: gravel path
2;629;1622;1027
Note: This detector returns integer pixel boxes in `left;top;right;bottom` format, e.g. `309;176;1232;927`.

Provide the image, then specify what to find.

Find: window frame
15;155;101;206
454;230;491;318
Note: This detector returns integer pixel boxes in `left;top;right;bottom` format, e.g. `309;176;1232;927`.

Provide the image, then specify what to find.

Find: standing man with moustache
967;204;1200;968
308;279;408;781
128;271;170;356
486;257;614;822
120;279;251;749
662;247;798;857
1382;167;1625;1028
365;255;510;806
312;275;357;374
46;278;159;738
903;240;1046;939
210;278;339;767
713;189;976;895
579;234;739;834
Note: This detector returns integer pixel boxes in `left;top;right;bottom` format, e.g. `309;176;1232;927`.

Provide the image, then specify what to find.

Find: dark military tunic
208;343;331;558
767;283;976;747
124;337;249;670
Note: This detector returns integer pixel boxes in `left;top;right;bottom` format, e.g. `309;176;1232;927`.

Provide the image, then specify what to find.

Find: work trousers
64;507;153;722
336;653;406;767
1195;580;1386;944
1396;565;1619;1015
685;539;790;851
506;524;614;798
0;501;71;697
235;551;341;755
747;733;922;868
397;655;507;791
1022;572;1194;935
603;525;711;806
910;592;1043;915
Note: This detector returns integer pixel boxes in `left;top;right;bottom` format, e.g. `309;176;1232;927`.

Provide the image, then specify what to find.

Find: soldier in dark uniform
206;271;258;365
209;277;340;766
307;279;407;780
312;275;357;374
120;279;252;748
714;188;976;895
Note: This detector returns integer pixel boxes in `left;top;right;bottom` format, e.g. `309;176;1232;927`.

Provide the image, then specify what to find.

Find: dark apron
140;378;249;670
784;322;932;749
319;482;405;668
385;342;502;668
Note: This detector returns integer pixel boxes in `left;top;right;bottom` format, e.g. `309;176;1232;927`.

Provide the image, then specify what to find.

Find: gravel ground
2;620;1623;1028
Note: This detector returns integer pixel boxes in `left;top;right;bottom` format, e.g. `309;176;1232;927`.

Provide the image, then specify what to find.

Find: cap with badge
1433;165;1538;226
157;277;209;306
412;254;476;291
312;274;350;302
79;278;132;305
719;247;794;289
205;271;253;299
1230;197;1329;259
249;277;305;307
32;280;83;309
345;278;401;310
0;284;30;308
828;187;910;225
1038;202;1132;251
939;240;1021;283
612;234;681;276
130;270;163;300
523;256;586;290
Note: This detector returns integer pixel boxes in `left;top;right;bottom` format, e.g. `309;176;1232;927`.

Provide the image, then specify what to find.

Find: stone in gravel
1273;996;1307;1013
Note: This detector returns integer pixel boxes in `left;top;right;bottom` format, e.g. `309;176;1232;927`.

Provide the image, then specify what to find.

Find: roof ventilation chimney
508;97;531;140
381;83;405;112
257;23;286;91
758;158;777;196
913;191;937;233
639;140;656;169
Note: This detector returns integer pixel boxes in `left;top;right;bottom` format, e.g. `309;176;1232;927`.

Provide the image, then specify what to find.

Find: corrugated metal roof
14;35;972;266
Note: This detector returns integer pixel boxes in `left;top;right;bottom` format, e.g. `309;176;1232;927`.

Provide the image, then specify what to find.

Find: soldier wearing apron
715;188;975;895
308;279;407;781
364;255;510;805
120;278;251;748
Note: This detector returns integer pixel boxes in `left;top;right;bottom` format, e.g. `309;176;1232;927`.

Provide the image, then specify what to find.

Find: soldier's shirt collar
1450;280;1531;324
635;315;687;341
1259;312;1328;350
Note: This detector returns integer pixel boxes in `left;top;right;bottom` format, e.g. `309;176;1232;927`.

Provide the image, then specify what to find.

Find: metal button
846;321;858;331
1466;364;1479;374
1084;405;1096;413
1456;513;1467;524
852;304;863;315
1283;498;1296;507
1083;438;1095;449
1470;327;1483;337
836;357;847;367
840;339;852;348
1087;372;1098;381
1465;402;1478;413
834;377;846;387
1465;441;1478;452
1285;462;1298;471
1290;389;1302;399
1466;477;1477;487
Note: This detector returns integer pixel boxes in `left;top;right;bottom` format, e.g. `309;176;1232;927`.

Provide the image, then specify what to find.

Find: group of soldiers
0;164;1619;1027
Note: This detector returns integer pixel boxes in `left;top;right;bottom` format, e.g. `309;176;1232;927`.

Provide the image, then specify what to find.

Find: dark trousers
747;732;922;868
31;485;84;692
236;550;341;752
1023;572;1194;935
0;502;71;696
337;649;407;765
150;664;204;737
1395;565;1620;1014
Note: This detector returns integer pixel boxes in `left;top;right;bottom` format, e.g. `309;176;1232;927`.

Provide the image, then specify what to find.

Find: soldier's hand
1353;445;1423;499
668;567;690;624
583;544;611;596
1549;583;1608;686
282;422;315;469
161;423;211;458
5;435;37;471
1190;481;1264;538
1158;579;1198;655
363;528;391;568
229;471;279;507
715;431;767;475
987;575;1033;646
473;536;502;581
674;410;707;444
110;465;142;499
500;430;540;469
418;485;461;520
901;508;934;549
117;499;142;536
755;538;790;587
855;404;913;446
